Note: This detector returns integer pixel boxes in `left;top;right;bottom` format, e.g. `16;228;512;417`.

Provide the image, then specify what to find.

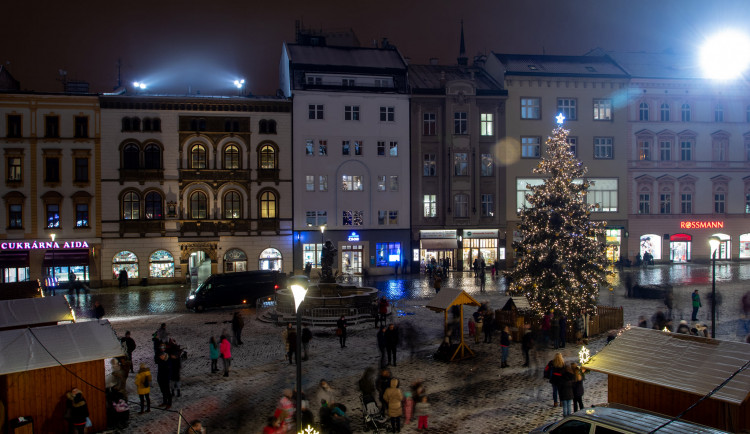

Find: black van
185;270;286;311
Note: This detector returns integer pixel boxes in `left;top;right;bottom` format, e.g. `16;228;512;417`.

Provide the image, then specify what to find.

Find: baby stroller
360;394;390;433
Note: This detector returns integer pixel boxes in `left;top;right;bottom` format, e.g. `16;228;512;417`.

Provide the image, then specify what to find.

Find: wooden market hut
496;296;533;341
0;320;125;433
0;296;75;331
583;327;750;432
426;288;480;361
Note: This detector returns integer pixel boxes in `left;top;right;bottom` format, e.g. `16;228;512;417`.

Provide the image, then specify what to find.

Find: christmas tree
507;114;608;319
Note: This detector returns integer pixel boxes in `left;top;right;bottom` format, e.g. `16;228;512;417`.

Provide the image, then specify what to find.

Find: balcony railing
119;169;164;184
180;169;251;182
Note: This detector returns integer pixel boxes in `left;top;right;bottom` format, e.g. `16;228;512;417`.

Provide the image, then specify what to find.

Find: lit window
354;141;363;156
480;113;494;136
319;175;327;191
377;176;386;192
389;176;399;191
305;140;314;156
7;157;22;181
389;141;398;157
566;137;577;157
587;178;618;212
76;203;89;227
423;195;436;217
481;154;494;176
224;145;240;169
46;204;60;228
318;140;328;156
454;153;468;175
224;191;241;219
123;192;140;220
521;98;540;119
190;191;207;219
260;191;277;219
260;145;275;169
342;175;363;191
423;154;436;176
191;145;207;169
593;99;612;120
306;175;314;191
342;140;350;155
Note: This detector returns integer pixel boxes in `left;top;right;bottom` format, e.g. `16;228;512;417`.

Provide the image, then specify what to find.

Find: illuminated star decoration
299;426;320;434
556;113;565;124
578;346;591;365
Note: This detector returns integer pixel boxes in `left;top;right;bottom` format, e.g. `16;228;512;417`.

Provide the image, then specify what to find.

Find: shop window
259;248;282;271
224;248;247;272
303;244;322;268
739;234;750;259
711;233;731;260
149;250;174;278
376;242;402;267
669;234;692;262
640;234;662;261
113;251;139;279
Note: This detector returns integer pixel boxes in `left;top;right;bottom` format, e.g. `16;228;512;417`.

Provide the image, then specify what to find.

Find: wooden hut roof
0;296;74;331
425;288;480;312
584;327;750;405
501;296;532;311
0;320;124;375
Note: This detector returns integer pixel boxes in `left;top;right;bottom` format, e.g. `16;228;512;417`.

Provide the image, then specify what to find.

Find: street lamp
288;275;309;431
234;79;245;96
708;236;720;338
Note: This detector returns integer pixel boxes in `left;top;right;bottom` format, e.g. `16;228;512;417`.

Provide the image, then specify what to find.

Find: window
594;137;613;159
388;210;398;225
375;243;401;266
681;193;692;214
659;193;671;214
454;152;468;176
190;145;207;169
260;145;276;169
144;144;161;169
318;140;328;156
223;191;241;219
113;251;139;279
190;191;207;219
389;141;398;157
45;115;59;138
480;113;494;136
342;175;363;191
319;175;328;191
145;117;161;132
45;157;60;182
377;210;386;225
746;139;750;161
74;116;88;138
659;140;672;161
354;141;363;156
46;204;60;228
149;250;174;278
377;141;385;156
593;99;612;120
342;78;355;87
521;98;540;119
342;140;350;156
521;137;540;158
557;99;576;120
377;176;386;192
639;102;649;121
224;145;240;169
133;117;143;131
423;195;436;217
305;140;314;156
380;106;395;122
306;76;322;85
747;193;750;214
260;191;276;219
8;204;22;228
303;243;322;268
145;191;163;219
680;140;693;161
76;203;89;227
224;119;240;132
715;193;725;213
123;192;140;220
587;178;618;212
566;137;577;157
306;175;314;191
481;154;494;176
660;103;670;121
389;175;399;191
638;139;651;161
305;210;327;226
454;194;469;217
423;113;436;136
308;104;324;120
454;112;467;134
342;210;363;226
423;154;436;176
7;115;21;138
7;157;21;181
712;133;729;161
259;119;277;134
639;194;651;214
681;103;691;122
481;194;494;217
74;157;88;182
715;103;724;122
123;144;139;169
344;106;359;121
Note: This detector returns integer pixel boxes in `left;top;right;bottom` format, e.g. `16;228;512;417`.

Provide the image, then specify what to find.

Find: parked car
529;403;729;434
185;270;286;312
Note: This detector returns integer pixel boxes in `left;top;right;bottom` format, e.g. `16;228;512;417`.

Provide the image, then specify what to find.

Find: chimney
429;58;439;65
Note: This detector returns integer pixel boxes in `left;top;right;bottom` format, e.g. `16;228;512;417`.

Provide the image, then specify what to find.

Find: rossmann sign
679;221;724;229
1;241;90;250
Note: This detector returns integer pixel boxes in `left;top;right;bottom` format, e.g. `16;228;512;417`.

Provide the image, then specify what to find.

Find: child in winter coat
415;395;431;430
468;318;476;338
570;362;586;412
209;336;219;373
403;391;414;424
134;363;152;413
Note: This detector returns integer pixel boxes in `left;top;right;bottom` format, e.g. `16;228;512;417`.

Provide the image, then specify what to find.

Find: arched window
113;250;139;279
190;191;208;219
259;248;282;271
711;233;731;260
132;117;141;131
260;191;277;219
259;119;268;134
223;191;241;219
715;103;724;122
149;250;174;278
123;192;140;220
144;144;161;169
191;144;207;169
152;118;161;132
224;145;240;169
639;102;649;121
145;191;163;220
143;118;152;132
660;103;670;122
224;248;247;272
121;117;132;132
681;103;691;122
267;120;277;134
123;144;140;169
260;145;276;169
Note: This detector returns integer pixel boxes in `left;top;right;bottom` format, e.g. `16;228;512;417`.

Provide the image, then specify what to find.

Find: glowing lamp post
234;79;245;96
699;30;750;80
288;275;309;431
708;236;720;338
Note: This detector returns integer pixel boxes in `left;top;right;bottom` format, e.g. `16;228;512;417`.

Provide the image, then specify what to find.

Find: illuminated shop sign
679;221;724;229
463;229;499;238
347;232;360;241
1;241;90;251
420;230;457;239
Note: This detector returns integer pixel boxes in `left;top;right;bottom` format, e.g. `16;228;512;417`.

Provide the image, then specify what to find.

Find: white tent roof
0;296;74;330
0;320;124;375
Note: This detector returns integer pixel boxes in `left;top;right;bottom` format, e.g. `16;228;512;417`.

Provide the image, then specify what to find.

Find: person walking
483;312;495;343
500;325;511;368
209;336;219;373
65;388;89;434
403;391;414;425
301;324;312;361
692;289;702;321
546;352;566;407
474;313;483;344
521;324;533;367
433;274;442;293
120;331;137;373
155;350;172;409
479;268;486;292
382;378;403;433
358;367;378;404
415;395;430;430
336;315;348;348
385;323;399;366
377;326;387;368
286;325;297;364
231;312;244;345
219;334;232;377
571;362;586;412
134;363;152;414
378;296;389;327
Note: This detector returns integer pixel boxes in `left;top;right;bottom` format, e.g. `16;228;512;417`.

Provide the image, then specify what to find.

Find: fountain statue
320;240;337;283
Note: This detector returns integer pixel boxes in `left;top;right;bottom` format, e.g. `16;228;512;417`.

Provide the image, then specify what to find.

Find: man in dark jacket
377;326;387;368
231;312;244;345
286;328;297;364
120;331;137;372
384;324;399;366
155;350;172;409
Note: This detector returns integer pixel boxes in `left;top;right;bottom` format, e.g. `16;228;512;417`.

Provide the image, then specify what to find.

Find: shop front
419;230;458;271
1;239;96;285
462;229;504;271
605;228;624;262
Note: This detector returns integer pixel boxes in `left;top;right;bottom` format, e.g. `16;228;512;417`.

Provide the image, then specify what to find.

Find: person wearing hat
134;363;152;413
676;320;690;334
691;290;702;321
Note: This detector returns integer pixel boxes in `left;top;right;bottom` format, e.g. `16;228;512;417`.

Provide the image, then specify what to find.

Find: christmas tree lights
506;115;608;319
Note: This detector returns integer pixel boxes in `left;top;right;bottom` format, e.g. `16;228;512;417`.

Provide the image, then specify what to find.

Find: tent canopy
426;288;480;312
0;296;74;331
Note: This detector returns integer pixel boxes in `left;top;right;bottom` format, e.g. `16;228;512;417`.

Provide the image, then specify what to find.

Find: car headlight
188;295;195;300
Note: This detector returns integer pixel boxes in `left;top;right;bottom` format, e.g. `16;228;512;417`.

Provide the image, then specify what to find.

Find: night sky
4;0;750;96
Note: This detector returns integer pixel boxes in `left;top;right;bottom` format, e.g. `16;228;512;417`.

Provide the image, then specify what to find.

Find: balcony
119;169;164;185
180;169;251;183
179;220;253;236
256;168;280;184
120;220;165;236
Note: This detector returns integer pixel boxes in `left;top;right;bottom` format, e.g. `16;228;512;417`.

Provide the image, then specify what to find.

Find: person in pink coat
219;334;232;377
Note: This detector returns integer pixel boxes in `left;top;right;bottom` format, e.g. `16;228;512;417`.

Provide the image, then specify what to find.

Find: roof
286;44;407;71
426;288;481;312
492;53;629;78
583;327;750;405
408;64;506;95
0;296;74;330
598;50;703;80
501;296;532;311
0;320;124;375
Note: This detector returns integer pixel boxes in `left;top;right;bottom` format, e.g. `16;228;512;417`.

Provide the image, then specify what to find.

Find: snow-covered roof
493;53;629;78
286;44;407;70
0;320;124;375
0;296;74;330
426;288;481;312
408;64;505;95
